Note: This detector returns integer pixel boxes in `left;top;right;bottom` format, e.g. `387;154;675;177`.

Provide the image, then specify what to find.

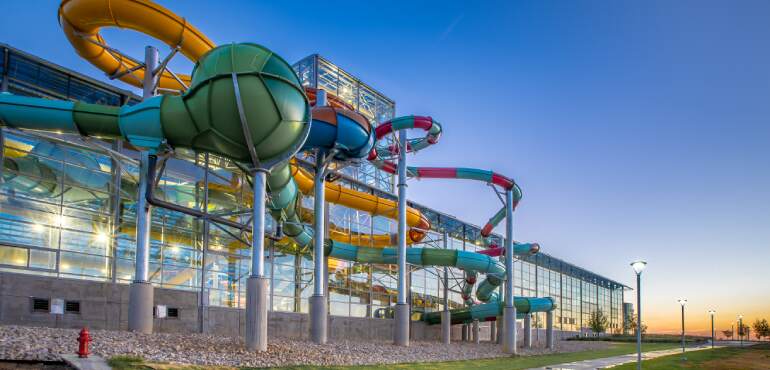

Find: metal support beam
441;231;451;344
128;150;154;333
310;148;328;344
524;314;532;348
394;129;409;346
128;45;159;334
199;152;210;333
503;189;517;354
142;46;158;98
245;169;269;351
547;311;555;349
472;320;480;344
490;320;497;342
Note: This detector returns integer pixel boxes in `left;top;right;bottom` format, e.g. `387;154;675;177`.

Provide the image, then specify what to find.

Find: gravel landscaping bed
0;325;610;368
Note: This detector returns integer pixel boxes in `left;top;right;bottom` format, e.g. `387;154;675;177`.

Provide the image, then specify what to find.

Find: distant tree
629;314;648;336
722;330;733;339
763;319;770;340
753;319;769;341
588;310;609;334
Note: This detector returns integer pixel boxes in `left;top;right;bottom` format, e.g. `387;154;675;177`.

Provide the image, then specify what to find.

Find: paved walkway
60;354;111;370
529;345;715;369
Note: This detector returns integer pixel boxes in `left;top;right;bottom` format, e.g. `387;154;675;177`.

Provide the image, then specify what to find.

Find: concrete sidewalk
529;345;715;369
60;355;111;370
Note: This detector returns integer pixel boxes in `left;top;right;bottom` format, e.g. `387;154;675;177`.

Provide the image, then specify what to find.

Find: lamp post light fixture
708;310;716;348
630;260;646;370
678;299;687;359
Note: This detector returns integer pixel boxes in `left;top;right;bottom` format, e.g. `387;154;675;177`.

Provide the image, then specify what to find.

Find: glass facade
293;55;396;192
0;44;627;334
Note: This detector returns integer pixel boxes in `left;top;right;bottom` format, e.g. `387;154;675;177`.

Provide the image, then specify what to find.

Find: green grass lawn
244;342;679;370
611;343;770;370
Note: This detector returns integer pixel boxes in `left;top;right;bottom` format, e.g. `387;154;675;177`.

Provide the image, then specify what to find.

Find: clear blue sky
2;0;769;333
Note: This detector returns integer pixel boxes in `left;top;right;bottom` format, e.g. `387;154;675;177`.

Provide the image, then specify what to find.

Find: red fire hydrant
77;327;91;358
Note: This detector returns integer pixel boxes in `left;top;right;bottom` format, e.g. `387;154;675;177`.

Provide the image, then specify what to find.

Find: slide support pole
490;320;497;342
441;231;451;344
246;169;269;351
394;129;410;346
524;314;532;348
128;46;159;334
503;189;517;354
547;311;554;349
310;146;329;344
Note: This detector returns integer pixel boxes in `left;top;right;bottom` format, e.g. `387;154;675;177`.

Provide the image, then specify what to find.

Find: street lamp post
631;261;646;370
738;315;743;347
678;299;687;360
708;310;716;348
731;322;734;342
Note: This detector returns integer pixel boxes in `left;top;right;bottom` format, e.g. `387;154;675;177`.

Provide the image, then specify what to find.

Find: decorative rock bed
0;326;610;368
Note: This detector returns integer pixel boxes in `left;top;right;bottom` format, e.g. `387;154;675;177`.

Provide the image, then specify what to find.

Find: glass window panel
0;245;28;267
29;249;56;270
330;300;348;316
272;295;294;312
60;251;110;278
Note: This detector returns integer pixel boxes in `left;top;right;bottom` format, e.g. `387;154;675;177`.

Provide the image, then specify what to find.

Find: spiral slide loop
58;0;215;90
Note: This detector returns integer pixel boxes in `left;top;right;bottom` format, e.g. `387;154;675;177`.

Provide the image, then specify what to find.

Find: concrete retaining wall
0;271;570;344
0;271;471;342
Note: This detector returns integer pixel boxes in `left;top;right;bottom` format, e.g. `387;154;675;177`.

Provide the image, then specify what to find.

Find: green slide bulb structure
0;43;310;165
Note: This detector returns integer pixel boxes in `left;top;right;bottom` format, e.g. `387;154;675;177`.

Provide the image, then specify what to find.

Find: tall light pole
678;299;687;359
738;314;743;347
731;322;734;341
708;310;716;348
631;260;646;370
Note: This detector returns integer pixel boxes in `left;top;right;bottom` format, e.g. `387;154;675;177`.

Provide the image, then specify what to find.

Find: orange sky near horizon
626;265;769;337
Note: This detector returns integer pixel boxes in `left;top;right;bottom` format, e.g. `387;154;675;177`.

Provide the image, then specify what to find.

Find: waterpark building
0;43;628;341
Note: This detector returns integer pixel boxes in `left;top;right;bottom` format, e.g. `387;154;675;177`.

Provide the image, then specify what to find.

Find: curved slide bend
367;115;552;324
2;0;556;326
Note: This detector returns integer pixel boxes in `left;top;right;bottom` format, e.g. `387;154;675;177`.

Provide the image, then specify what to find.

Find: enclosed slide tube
422;297;556;325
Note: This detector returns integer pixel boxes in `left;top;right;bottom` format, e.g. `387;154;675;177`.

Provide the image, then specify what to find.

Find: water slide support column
245;169;269;351
310;147;329;344
394;128;410;346
524;314;532;348
128;46;159;334
503;189;517;354
546;311;554;349
441;231;451;344
473;320;480;344
490;320;497;342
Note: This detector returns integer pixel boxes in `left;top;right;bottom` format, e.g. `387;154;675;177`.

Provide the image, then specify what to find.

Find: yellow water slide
56;0;432;246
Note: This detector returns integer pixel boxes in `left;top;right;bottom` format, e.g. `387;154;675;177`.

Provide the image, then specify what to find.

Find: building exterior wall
0;44;627;337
